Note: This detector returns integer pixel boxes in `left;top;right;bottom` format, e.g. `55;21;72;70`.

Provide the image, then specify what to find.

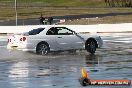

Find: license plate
11;46;18;50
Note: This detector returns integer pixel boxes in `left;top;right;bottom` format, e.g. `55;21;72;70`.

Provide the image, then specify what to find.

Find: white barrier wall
0;23;132;33
0;25;47;34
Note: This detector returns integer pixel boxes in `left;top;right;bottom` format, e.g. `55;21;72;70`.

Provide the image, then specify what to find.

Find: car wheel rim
87;41;96;53
90;42;95;51
39;44;48;55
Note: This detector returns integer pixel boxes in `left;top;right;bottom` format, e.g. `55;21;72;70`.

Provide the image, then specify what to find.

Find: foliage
104;0;132;7
0;0;105;7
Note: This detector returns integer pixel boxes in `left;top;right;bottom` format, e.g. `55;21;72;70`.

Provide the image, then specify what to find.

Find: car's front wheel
36;42;50;55
86;40;97;54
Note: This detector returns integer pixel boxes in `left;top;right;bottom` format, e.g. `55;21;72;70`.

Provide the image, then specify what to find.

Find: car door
46;27;60;51
55;27;84;50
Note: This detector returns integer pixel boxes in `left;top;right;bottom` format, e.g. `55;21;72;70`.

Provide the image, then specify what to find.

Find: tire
36;42;50;55
86;40;96;54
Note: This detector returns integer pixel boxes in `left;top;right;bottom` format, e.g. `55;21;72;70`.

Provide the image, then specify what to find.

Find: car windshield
28;28;44;35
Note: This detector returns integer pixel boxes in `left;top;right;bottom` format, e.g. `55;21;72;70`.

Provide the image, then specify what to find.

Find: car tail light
20;37;26;41
23;37;26;41
20;38;22;41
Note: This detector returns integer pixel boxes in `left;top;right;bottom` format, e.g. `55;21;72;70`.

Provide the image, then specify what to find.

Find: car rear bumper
7;43;36;52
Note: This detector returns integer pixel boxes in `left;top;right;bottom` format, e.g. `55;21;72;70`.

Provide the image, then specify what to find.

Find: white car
7;26;103;55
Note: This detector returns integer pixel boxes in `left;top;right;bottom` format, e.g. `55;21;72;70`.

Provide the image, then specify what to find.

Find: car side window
57;27;73;35
46;27;57;35
28;28;44;35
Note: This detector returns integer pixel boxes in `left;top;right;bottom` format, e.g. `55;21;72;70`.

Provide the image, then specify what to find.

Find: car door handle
58;37;62;38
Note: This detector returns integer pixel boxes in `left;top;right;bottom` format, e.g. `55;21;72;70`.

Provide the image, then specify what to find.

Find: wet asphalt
0;33;132;88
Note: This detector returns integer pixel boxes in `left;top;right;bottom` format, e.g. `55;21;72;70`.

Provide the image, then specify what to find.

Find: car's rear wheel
36;42;50;55
86;40;96;54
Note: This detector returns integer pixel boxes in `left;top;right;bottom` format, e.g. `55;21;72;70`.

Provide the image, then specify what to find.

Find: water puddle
0;33;132;88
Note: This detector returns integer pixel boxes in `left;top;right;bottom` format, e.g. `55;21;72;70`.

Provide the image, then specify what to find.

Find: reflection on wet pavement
0;33;132;88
